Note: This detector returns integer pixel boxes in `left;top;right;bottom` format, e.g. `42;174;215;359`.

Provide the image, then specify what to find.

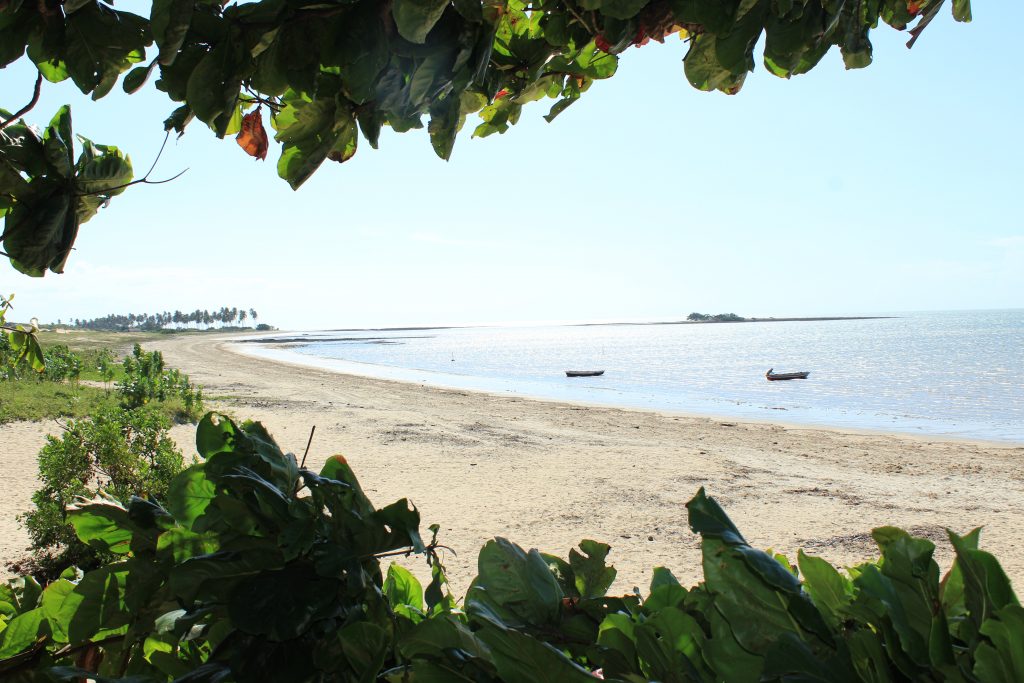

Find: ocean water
237;310;1024;443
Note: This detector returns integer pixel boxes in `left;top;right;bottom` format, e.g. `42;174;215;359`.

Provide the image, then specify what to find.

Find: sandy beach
3;332;1022;595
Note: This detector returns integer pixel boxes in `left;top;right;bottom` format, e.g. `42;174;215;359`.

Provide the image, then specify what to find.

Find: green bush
118;344;203;420
16;406;185;578
95;348;115;388
0;413;1019;682
42;345;83;384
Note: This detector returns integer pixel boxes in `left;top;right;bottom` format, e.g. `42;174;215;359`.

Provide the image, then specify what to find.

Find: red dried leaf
236;109;269;161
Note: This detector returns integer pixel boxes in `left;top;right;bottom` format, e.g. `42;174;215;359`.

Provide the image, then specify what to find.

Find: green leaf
466;537;562;628
185;42;246;137
3;184;76;276
40;578;76;644
122;61;157;94
151;0;194;66
165;464;216;530
947;528;1018;631
68;500;133;554
392;0;449;44
684;33;747;93
952;0;971;22
400;614;490;661
169;540;285;603
0;608;43;658
63;4;149;98
275;94;358;190
384;564;424;615
55;563;130;644
974;605;1024;682
569;539;616;599
703;606;764;682
157;527;219;563
686;487;746;545
601;0;648;20
73;139;133;200
428;92;459;160
43;105;74;178
475;624;599;683
797;550;854;627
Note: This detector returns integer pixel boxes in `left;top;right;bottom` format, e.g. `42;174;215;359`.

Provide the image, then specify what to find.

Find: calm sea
238;310;1024;444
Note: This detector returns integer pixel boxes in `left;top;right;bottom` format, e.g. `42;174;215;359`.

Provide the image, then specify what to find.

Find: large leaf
73;137;133;198
3;183;76;276
392;0;449;44
475;624;599;683
0;608;44;659
798;550;854;627
68;499;134;554
165;464;216;530
185;42;247;137
63;3;149;98
466;537;562;628
947;528;1018;632
568;539;616;599
974;605;1024;682
151;0;194;66
275;93;358;190
55;563;130;645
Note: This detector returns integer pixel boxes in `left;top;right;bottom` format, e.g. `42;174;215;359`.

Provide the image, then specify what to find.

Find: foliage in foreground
0;413;1020;682
2;1;972;276
16;406;187;578
0;294;44;375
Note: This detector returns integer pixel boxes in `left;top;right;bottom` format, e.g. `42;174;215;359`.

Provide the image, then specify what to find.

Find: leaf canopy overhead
1;0;971;275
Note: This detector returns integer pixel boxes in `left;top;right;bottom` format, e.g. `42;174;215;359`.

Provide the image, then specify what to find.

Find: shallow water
238;310;1024;443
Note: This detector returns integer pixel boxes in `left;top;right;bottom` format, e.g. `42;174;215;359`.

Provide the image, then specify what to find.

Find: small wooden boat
766;368;810;381
566;370;605;377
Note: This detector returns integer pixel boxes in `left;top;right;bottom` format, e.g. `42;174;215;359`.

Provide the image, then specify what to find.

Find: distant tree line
686;312;746;322
57;307;265;332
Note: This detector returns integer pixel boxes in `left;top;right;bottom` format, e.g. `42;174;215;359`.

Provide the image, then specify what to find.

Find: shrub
42;344;83;384
94;348;115;389
0;413;1019;682
16;406;185;578
118;344;203;420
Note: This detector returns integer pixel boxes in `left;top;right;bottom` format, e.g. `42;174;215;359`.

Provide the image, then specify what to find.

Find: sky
1;4;1022;330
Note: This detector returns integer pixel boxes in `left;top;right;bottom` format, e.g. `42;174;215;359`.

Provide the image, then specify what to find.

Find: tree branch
0;72;43;133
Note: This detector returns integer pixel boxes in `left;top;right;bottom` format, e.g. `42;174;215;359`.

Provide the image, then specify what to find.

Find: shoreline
230;338;1017;449
231;334;1022;446
3;332;1022;596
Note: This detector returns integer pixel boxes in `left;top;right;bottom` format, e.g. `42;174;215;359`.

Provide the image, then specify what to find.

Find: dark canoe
766;370;810;381
566;370;605;377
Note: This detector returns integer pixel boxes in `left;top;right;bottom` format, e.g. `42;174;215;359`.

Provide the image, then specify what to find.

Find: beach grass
0;379;196;424
0;381;118;423
35;328;172;353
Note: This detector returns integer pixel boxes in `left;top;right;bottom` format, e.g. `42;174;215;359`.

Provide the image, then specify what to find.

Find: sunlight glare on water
239;310;1024;443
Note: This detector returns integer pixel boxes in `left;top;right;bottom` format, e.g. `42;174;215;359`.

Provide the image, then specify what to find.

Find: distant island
686;312;745;322
682;312;894;324
576;313;894;327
